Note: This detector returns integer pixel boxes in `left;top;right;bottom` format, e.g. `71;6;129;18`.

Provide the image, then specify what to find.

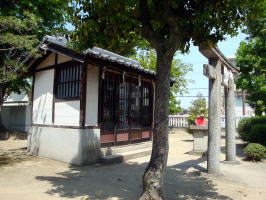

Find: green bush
250;124;266;146
237;116;266;142
243;143;266;161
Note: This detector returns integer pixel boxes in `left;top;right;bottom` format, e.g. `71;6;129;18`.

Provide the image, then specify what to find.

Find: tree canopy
0;0;68;103
236;0;266;115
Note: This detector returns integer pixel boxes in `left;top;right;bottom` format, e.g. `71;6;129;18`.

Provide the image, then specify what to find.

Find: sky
176;32;247;109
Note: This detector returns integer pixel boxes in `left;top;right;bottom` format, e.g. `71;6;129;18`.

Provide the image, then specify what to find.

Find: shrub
237;116;266;142
243;143;266;161
250;124;266;146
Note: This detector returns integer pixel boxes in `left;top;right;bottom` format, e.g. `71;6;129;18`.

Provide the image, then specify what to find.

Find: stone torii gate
199;46;239;175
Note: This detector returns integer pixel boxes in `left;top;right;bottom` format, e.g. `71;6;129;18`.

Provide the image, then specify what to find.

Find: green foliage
0;0;68;102
243;143;266;161
132;49;192;114
187;93;208;125
236;0;266;115
0;12;39;99
68;0;253;53
250;124;266;146
0;0;69;38
237;116;266;143
236;39;266;115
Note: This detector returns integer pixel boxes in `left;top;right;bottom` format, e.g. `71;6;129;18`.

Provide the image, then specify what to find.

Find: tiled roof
85;47;155;76
43;36;155;76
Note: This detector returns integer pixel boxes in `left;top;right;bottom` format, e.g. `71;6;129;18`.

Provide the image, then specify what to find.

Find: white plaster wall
54;100;80;126
37;53;55;69
33;70;54;124
28;126;101;165
85;65;99;126
57;54;72;64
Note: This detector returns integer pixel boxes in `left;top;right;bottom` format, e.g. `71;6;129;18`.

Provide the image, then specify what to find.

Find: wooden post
80;63;87;127
206;58;221;175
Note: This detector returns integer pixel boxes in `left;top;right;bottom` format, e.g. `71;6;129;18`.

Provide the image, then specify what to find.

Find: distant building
228;57;254;116
1;92;32;132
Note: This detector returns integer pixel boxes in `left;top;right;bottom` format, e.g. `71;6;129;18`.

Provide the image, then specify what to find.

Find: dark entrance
99;70;153;147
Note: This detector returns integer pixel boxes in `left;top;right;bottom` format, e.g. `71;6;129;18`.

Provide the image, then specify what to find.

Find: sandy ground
0;131;266;200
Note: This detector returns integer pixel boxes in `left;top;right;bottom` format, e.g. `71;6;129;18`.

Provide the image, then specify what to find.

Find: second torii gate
199;46;239;175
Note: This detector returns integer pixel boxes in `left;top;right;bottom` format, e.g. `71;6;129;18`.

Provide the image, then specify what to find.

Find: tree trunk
140;49;174;200
0;84;7;132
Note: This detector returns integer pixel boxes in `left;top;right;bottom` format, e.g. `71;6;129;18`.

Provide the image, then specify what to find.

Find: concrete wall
1;105;32;133
85;64;99;126
54;100;80;126
33;70;54;125
28;126;101;165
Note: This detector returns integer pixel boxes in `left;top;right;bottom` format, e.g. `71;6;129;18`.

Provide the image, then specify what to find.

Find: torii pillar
204;59;222;175
200;46;240;175
224;75;238;163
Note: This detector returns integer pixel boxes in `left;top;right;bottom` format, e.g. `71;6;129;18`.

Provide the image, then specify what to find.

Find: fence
169;115;246;128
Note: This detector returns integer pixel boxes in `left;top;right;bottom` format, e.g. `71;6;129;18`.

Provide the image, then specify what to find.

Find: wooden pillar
80;63;87;127
206;58;222;175
224;77;236;161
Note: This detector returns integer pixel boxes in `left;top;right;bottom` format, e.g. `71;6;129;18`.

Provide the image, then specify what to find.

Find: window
101;71;152;130
55;62;82;100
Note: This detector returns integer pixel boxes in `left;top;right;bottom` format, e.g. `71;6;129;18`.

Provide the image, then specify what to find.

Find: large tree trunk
140;49;174;200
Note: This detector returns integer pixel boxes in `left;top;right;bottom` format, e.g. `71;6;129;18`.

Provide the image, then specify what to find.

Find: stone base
27;125;101;165
221;160;241;165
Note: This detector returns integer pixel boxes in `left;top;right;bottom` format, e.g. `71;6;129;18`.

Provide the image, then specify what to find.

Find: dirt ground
0;131;266;200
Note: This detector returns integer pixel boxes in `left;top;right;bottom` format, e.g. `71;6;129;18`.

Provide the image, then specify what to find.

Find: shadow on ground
36;158;232;200
0;146;33;166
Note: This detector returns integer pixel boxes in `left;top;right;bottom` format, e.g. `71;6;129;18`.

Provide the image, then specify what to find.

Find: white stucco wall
37;53;56;69
85;65;99;126
57;53;72;64
54;100;80;126
32;70;54;124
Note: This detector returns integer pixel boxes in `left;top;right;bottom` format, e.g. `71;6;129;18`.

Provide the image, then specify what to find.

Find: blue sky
176;32;247;109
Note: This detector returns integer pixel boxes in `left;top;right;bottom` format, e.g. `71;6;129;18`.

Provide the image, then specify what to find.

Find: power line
187;88;208;90
176;96;209;97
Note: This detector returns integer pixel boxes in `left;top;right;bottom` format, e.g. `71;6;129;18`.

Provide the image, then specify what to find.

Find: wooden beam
52;53;58;123
79;63;87;127
203;64;216;79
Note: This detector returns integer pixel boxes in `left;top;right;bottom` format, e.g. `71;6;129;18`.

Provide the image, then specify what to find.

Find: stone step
98;148;152;165
101;141;152;156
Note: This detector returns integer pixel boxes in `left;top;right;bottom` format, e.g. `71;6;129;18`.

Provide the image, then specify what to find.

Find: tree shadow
36;159;233;200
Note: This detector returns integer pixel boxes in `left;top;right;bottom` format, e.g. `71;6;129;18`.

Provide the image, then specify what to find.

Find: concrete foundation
27;126;100;165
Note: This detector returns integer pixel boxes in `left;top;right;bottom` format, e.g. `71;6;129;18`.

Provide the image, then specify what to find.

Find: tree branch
138;0;158;47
